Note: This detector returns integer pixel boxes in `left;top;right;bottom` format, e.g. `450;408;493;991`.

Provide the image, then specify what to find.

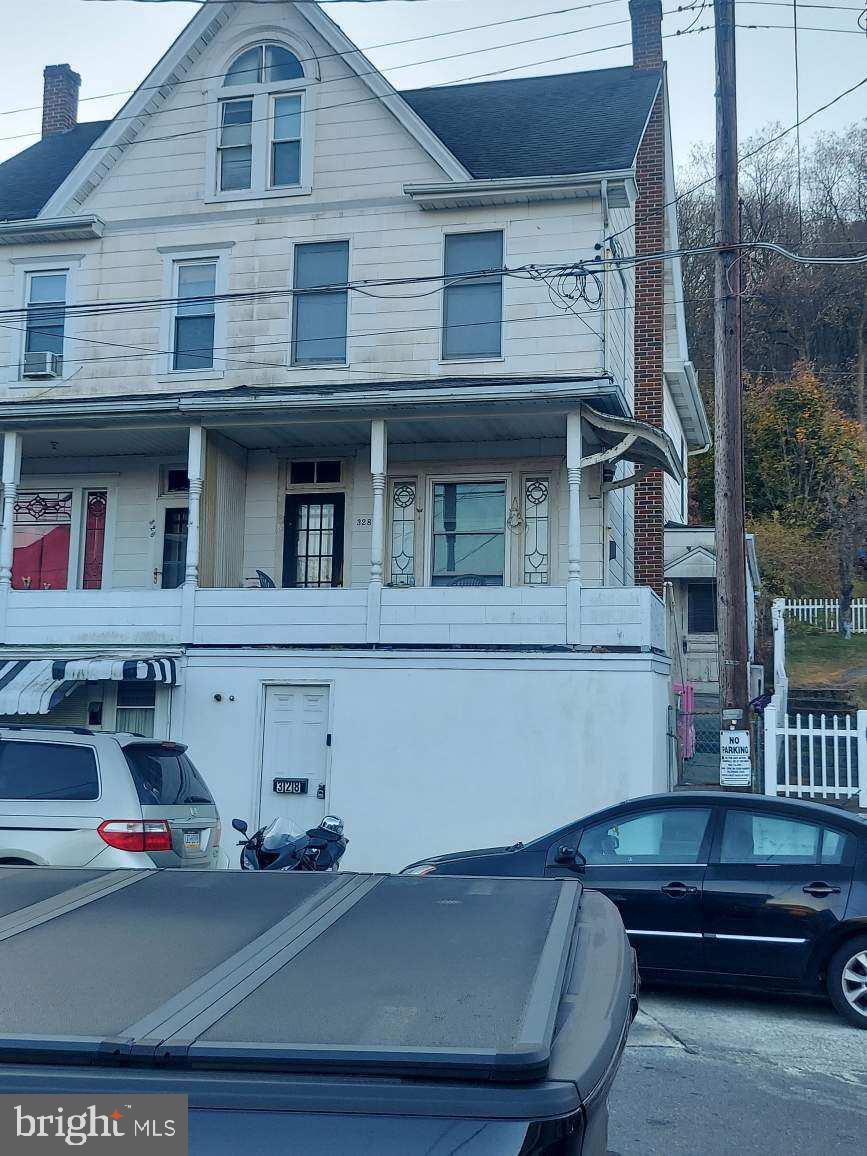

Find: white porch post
566;410;583;645
0;431;22;589
367;418;387;643
0;431;22;643
185;423;206;588
182;423;205;643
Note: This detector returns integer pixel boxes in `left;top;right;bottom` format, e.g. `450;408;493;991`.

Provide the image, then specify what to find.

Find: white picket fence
763;705;865;804
782;597;867;633
764;602;866;804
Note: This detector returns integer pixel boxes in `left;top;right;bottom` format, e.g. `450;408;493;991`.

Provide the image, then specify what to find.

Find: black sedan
403;792;867;1027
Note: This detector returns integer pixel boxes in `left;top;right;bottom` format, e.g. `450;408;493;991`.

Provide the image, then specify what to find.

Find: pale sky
0;0;864;166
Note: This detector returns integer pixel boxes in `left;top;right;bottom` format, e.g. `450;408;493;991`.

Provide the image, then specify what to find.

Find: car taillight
212;820;221;849
97;819;172;853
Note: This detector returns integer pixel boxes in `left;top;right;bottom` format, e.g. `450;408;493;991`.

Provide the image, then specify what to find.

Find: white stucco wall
171;648;673;873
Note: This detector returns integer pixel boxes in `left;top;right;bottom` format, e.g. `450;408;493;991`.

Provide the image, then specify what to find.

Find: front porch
0;379;679;652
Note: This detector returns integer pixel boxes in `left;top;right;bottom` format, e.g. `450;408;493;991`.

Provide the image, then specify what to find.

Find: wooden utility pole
713;0;752;774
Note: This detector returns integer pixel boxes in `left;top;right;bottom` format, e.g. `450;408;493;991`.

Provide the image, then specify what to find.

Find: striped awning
0;656;180;716
51;657;180;685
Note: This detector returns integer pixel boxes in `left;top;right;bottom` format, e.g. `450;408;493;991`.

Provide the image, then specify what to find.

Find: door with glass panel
430;480;507;586
158;507;189;589
283;494;345;588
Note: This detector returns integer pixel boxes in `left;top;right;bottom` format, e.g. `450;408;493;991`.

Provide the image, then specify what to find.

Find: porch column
185;423;206;588
0;431;22;589
566;410;583;645
182;424;205;644
367;418;387;643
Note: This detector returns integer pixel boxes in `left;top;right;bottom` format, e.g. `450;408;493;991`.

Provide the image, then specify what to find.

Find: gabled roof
0;122;108;222
403;67;661;179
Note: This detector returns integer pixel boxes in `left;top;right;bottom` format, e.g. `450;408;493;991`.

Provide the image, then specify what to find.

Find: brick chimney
629;0;664;69
42;64;80;138
629;0;667;596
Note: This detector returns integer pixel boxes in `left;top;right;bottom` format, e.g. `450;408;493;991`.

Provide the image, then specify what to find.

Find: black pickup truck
0;867;637;1154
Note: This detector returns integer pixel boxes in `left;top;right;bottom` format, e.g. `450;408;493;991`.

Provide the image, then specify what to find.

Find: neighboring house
664;525;762;697
0;0;708;870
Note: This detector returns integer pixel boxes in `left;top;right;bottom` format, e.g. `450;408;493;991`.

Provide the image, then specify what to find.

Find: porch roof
0;375;624;435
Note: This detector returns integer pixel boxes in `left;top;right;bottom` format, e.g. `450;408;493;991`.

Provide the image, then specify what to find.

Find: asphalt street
609;986;867;1155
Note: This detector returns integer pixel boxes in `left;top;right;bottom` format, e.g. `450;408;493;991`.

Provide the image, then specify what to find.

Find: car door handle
661;882;698;897
803;882;841;898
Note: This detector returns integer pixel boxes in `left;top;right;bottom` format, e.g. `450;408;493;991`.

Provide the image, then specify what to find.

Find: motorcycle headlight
402;864;438;876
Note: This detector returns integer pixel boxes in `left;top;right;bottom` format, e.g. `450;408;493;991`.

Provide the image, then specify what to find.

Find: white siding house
0;1;707;870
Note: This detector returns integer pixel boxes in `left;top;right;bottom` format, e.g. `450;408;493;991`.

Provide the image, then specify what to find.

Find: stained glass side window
389;480;416;587
12;491;73;590
522;477;550;585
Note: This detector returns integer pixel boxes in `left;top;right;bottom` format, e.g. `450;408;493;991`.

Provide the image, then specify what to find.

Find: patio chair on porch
446;574;487;587
256;570;277;588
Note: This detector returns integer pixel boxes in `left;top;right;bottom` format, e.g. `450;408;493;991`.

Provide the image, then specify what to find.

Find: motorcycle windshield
261;817;305;851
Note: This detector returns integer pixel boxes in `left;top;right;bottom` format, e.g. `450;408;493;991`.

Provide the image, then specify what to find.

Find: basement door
260;685;330;832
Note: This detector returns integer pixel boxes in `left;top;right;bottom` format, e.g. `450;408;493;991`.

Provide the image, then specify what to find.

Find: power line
603;74;867;245
0;21;711;150
0;1;627;122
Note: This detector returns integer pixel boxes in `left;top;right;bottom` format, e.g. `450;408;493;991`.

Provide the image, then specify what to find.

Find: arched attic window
223;44;304;87
217;43;309;195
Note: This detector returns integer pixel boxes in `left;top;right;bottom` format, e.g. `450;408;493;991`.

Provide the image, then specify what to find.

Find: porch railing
0;584;667;651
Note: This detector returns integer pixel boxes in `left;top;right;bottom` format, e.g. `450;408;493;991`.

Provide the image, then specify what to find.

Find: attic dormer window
214;42;310;198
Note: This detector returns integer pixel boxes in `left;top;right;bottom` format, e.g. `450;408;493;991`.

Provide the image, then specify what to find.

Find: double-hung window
292;241;349;364
218;100;253;192
442;231;503;360
24;271;67;372
172;262;217;371
217;42;308;196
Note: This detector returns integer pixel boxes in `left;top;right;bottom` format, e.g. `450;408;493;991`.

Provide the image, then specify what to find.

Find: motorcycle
232;814;348;872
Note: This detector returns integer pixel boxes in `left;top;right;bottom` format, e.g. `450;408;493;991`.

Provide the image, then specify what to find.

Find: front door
551;805;715;972
259;685;330;833
159;506;189;589
283;494;345;588
702;806;855;980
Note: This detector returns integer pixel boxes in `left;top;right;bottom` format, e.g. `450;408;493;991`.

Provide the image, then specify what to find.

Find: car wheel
827;935;867;1028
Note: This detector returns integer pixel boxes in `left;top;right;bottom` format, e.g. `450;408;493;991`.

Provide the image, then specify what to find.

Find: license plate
183;829;202;851
273;777;308;795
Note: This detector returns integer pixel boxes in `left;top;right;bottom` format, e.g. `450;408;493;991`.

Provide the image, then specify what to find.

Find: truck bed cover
0;867;636;1119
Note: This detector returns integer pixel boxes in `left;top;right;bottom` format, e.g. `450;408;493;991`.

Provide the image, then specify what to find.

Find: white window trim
9;255;85;387
14;474;118;591
439;226;507;366
157;246;230;381
423;472;513;589
387;461;559;589
289;236;352;368
277;456;352;589
204;41;316;203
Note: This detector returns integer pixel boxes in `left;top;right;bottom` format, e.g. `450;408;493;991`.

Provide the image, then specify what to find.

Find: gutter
404;170;638;209
0;376;625;427
684;360;712;453
0;215;105;244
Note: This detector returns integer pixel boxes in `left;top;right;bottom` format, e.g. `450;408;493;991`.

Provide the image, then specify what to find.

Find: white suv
0;726;221;869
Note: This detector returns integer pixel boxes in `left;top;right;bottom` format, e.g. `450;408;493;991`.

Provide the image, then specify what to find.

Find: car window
719;810;852;865
124;745;214;807
577;808;712;865
0;740;99;801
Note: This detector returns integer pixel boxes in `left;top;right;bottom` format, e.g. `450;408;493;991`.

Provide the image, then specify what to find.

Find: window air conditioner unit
22;351;63;379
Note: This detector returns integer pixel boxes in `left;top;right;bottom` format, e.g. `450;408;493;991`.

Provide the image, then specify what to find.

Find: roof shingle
0;121;109;221
0;65;660;222
403;67;661;179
